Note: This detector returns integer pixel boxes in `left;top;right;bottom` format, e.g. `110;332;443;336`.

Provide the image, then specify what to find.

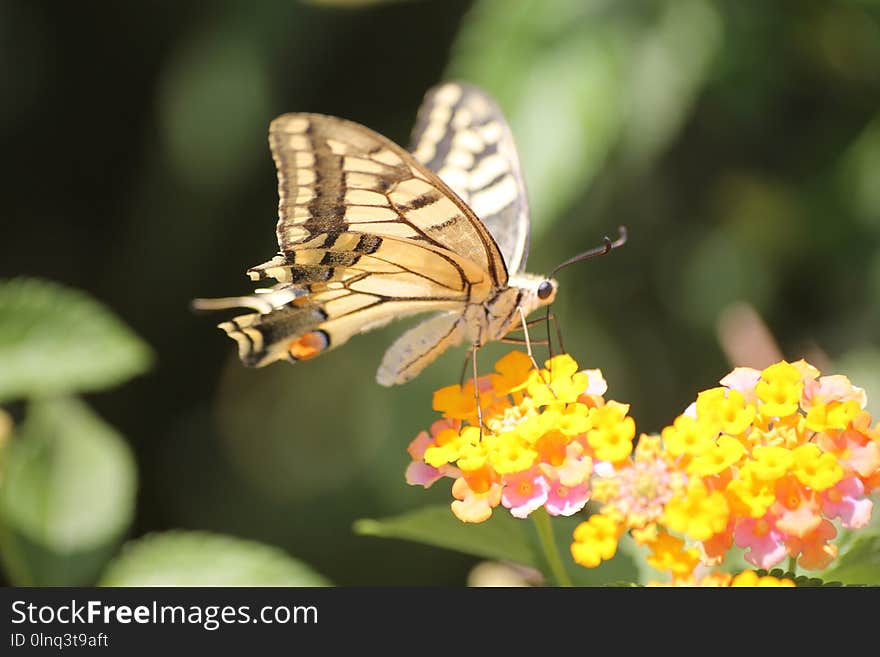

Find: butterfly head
537;279;555;302
509;273;558;314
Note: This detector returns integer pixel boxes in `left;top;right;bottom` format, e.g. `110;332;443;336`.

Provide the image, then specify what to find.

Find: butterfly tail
214;303;329;367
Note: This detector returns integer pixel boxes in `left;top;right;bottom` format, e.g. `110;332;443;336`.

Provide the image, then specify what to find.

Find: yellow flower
750;445;793;481
555;403;591;436
456;442;488;472
726;463;776;518
586;401;635;463
526;354;589;406
484;433;538;475
662;479;729;541
644;530;701;580
730;571;795;587
804;400;861;433
433;383;478;421
424;426;477;467
791;444;843;491
687;435;745;477
756;361;803;418
696;387;756;436
571;514;620;567
489;350;534;396
661;414;717;458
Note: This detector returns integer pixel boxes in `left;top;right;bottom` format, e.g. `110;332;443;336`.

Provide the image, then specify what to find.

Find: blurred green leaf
99;531;330;586
449;0;625;234
302;0;411;5
0;278;153;402
355;505;538;567
158;23;274;191
840;114;880;230
621;0;721;162
823;530;880;585
356;506;642;586
448;0;720;236
0;397;137;585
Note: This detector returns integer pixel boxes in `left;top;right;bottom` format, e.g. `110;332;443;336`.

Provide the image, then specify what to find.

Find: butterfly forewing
409;82;530;274
267;112;508;287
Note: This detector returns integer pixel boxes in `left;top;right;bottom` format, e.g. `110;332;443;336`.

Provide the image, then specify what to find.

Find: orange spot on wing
288;331;327;360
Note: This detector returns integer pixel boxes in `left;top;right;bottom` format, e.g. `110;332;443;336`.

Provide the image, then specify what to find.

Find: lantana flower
406;351;629;523
406;353;879;586
571;358;879;583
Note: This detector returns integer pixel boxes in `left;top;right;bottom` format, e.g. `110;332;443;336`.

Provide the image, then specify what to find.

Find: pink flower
773;478;822;539
818;428;880;479
786;519;838;571
540;441;592;487
734;515;787;569
802;374;867;410
501;469;550;519
405;420;460;488
821;476;873;529
582;369;608;396
720;367;762;404
544;478;590;516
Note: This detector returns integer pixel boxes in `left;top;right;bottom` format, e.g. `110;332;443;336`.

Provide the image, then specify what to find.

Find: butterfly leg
471;343;488;437
516;306;542;374
500;337;550;345
508;313;565;356
459;348;472;388
544;309;566;358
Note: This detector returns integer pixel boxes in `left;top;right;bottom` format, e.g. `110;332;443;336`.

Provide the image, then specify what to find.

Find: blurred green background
1;0;879;585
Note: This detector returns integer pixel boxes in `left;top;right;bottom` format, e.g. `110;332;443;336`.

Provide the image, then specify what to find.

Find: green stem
787;556;798;577
531;509;573;587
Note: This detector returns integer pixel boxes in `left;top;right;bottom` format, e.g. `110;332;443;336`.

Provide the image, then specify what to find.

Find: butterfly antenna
549;225;627;278
545;225;627;372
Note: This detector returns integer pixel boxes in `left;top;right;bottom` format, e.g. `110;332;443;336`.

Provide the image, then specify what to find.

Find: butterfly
195;82;622;386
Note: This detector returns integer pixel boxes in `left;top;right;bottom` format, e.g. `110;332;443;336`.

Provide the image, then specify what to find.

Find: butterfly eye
537;280;554;300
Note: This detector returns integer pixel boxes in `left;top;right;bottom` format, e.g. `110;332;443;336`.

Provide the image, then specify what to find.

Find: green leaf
448;0;625;235
822;530;880;586
354;505;539;568
99;531;330;586
158;24;273;192
356;505;642;587
0;278;153;402
448;0;720;238
0;397;137;585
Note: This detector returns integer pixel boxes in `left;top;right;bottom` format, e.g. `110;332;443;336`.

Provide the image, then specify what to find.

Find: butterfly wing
264;112;508;287
197;112;510;372
409;81;530;274
376;311;465;386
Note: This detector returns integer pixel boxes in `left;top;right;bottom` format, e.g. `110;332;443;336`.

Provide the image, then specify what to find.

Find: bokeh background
2;0;879;585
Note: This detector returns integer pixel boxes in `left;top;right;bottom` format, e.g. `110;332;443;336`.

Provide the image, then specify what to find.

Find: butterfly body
195;82;557;385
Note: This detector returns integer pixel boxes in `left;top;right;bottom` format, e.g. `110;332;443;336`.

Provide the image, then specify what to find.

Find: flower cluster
572;359;879;583
406;351;632;523
407;352;879;585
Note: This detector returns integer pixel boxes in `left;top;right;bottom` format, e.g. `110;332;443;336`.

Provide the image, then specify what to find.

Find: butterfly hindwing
377;311;464;386
219;285;467;368
409;81;530;274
